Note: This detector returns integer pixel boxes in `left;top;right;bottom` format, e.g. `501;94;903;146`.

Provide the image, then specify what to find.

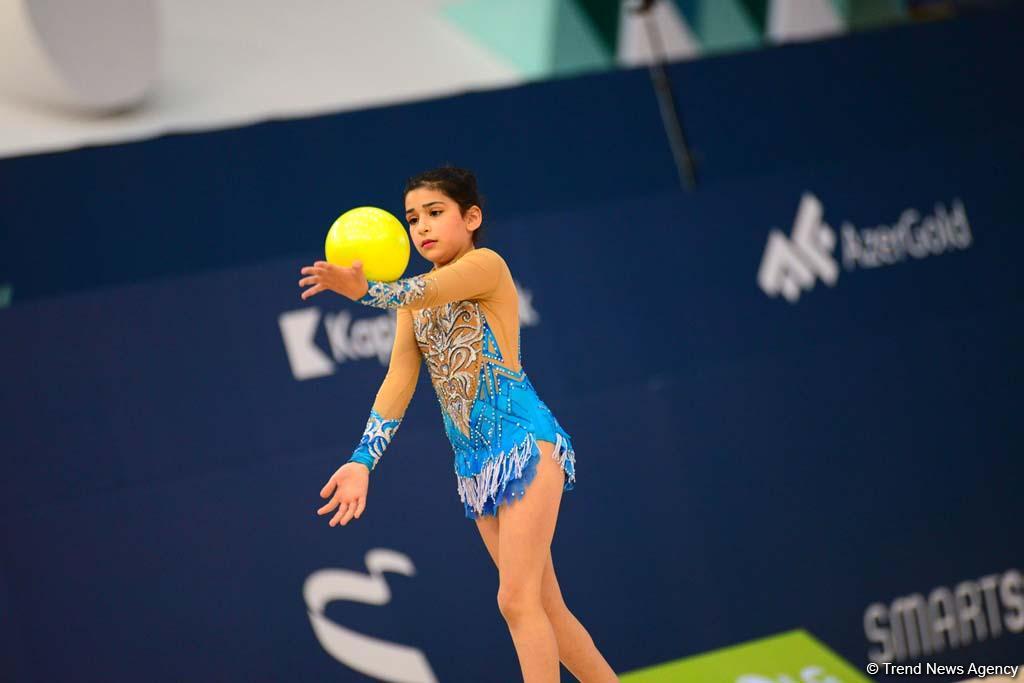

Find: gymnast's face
404;187;482;267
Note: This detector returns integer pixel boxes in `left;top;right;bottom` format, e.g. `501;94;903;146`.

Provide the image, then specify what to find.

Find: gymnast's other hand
299;260;370;301
318;462;369;527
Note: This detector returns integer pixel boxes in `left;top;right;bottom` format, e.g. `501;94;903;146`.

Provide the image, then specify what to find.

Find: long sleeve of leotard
357;247;504;310
347;306;421;473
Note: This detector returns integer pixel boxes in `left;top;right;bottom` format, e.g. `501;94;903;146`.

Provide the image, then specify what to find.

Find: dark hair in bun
404;165;486;245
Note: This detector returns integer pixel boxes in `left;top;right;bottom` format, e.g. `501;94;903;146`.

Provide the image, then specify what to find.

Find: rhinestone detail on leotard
412;300;482;438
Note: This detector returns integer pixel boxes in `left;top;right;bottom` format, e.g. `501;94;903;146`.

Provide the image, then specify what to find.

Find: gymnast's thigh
475;514;500;568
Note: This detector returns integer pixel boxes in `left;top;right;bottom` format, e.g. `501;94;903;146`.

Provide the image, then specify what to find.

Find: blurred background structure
0;0;1011;162
2;1;1022;681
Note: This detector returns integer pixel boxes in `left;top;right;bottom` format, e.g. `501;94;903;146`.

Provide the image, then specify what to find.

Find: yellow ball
325;206;410;282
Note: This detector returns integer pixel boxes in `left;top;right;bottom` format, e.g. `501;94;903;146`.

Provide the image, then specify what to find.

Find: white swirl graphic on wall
304;548;437;683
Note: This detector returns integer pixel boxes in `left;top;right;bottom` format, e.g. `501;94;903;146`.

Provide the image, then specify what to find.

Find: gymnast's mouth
422;239;437;248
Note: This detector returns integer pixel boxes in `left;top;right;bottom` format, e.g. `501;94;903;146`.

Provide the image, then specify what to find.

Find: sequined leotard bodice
347;247;576;519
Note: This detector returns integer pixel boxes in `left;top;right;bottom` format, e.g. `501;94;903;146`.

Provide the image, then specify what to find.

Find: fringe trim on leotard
553;432;577;489
457;432;576;519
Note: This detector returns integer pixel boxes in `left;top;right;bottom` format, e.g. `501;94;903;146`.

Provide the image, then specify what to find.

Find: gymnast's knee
497;585;544;623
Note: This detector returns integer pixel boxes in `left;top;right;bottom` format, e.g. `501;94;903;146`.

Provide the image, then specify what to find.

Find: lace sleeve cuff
348;409;403;472
358;276;428;309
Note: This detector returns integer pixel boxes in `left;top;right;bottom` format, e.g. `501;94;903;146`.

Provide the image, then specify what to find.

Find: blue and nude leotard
347;247;576;519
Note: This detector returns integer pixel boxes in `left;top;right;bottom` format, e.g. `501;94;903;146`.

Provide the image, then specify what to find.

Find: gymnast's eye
430;209;442;216
408;216;418;225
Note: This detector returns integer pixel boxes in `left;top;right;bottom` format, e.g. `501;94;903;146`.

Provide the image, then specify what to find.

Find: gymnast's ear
464;204;483;231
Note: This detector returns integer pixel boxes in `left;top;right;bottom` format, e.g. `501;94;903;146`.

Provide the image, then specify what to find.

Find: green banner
621;629;873;683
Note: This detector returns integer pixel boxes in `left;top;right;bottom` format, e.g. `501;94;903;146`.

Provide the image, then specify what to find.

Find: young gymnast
298;166;618;682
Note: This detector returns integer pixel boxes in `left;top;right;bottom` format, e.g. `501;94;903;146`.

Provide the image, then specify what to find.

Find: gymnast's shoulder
465;247;509;270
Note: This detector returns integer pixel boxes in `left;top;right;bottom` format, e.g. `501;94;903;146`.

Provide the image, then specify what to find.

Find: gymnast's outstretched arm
357;247;505;310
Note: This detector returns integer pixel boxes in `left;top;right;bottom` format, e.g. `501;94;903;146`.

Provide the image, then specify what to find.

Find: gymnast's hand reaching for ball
299;260;370;301
318;462;369;527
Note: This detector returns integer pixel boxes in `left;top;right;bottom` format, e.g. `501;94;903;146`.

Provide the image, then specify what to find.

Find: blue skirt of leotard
441;360;576;520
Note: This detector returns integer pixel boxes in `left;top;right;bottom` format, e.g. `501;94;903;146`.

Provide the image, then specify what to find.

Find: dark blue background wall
1;7;1022;682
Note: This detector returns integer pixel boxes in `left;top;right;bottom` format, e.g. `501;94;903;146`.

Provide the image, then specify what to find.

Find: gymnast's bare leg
475;440;619;682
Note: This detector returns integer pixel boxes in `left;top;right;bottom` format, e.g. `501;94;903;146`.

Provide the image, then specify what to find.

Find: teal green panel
737;0;769;33
676;0;761;53
443;0;558;78
552;0;615;75
831;0;906;28
573;0;621;53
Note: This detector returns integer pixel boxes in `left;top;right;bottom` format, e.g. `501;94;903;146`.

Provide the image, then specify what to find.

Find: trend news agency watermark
866;661;1020;678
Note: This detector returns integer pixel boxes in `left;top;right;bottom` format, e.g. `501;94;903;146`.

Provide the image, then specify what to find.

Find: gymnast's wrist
347;453;374;473
357;282;379;306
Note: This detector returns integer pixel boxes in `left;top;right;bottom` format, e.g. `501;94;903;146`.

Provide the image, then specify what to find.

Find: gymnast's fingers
330;503;349;527
318;495;340;515
301;283;325;300
354;496;366;519
339;502;357;526
320;477;337;499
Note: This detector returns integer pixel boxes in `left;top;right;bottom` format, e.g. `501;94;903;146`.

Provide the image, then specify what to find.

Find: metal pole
632;0;698;190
